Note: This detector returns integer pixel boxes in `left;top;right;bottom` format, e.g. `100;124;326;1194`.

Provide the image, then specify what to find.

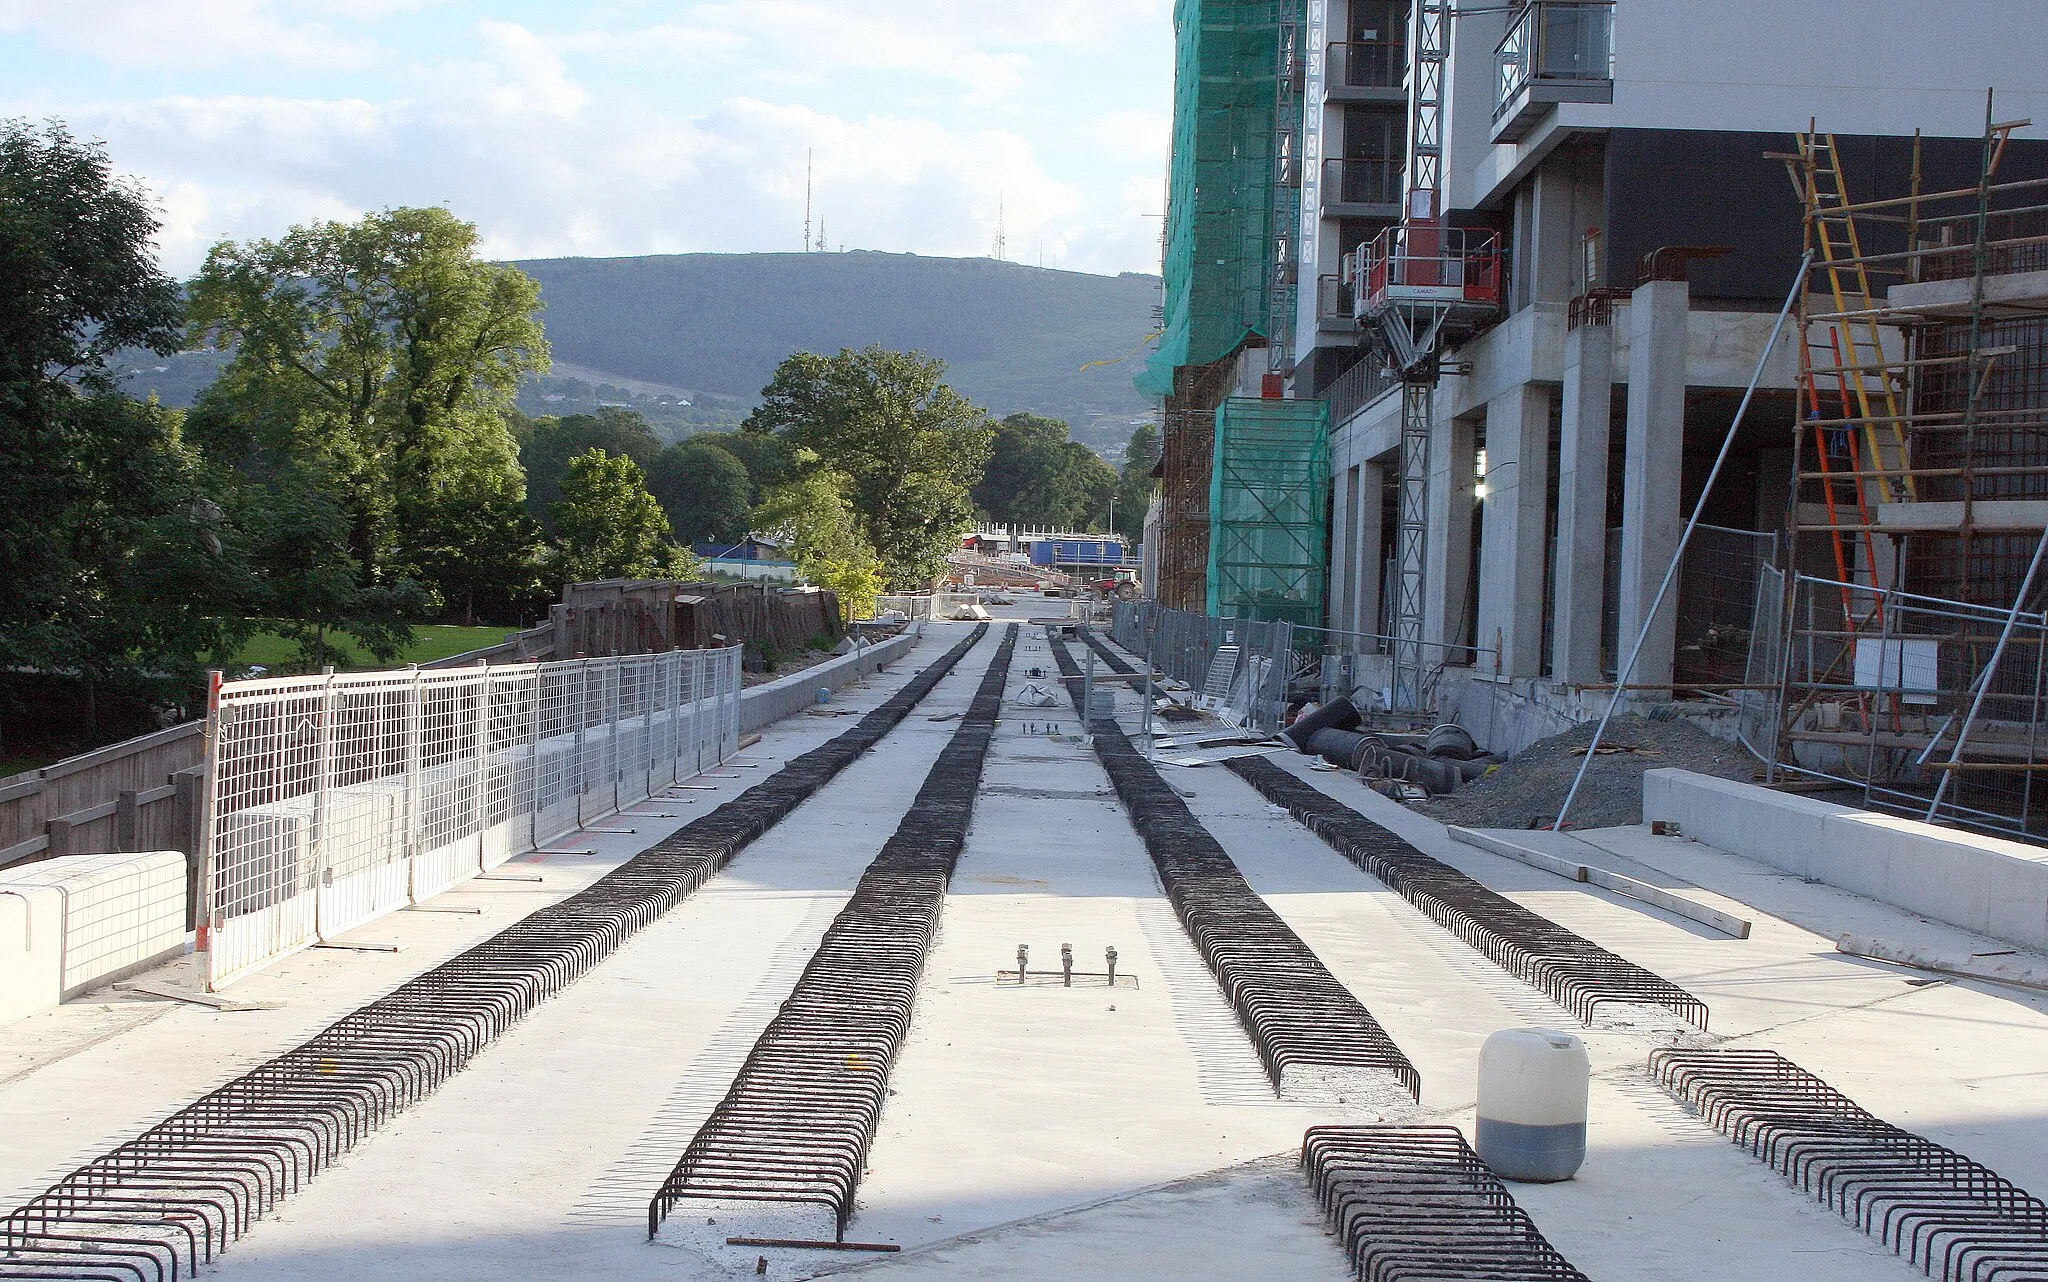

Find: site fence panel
204;646;743;989
1113;601;1294;735
1676;525;1779;686
1775;573;2048;839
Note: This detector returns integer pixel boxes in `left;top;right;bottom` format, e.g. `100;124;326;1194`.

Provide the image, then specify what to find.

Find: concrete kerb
1643;768;2048;951
740;629;921;732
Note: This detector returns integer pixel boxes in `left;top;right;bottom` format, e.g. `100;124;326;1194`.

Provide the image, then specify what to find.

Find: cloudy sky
0;0;1173;279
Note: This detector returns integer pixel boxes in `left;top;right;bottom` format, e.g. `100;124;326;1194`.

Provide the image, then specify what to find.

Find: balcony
1321;157;1403;218
1493;1;1614;144
1316;274;1360;333
1325;40;1405;102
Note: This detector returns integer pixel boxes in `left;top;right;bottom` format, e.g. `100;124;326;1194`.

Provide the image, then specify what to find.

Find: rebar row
1226;757;1709;1028
0;625;992;1282
1651;1048;2048;1282
1302;1125;1591;1282
1051;632;1420;1101
647;624;1020;1243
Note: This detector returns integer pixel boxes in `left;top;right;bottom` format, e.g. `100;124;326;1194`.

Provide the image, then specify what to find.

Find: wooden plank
0;834;50;868
1446;826;1752;939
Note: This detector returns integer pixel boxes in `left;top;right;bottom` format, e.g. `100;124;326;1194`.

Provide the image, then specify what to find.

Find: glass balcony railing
1322;157;1404;207
1495;2;1614;121
1326;40;1405;91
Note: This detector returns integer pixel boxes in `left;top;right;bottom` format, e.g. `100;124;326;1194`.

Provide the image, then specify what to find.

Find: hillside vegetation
510;252;1159;448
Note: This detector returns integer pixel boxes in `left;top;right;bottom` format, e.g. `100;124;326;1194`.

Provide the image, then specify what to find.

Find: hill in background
509;252;1161;455
117;251;1162;459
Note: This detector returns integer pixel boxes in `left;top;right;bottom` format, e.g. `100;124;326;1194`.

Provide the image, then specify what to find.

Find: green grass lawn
222;624;515;674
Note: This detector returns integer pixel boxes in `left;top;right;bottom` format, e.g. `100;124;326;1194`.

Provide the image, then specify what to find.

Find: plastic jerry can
1475;1028;1589;1182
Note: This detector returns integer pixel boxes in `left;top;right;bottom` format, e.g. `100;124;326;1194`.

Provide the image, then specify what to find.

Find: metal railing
1326;39;1405;90
202;647;743;988
1112;602;1295;735
1322;156;1403;207
1495;1;1614;119
1756;572;2048;839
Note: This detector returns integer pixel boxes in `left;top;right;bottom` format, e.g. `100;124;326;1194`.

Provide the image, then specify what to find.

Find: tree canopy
517;406;663;529
550;448;694;584
1114;420;1161;534
753;461;884;624
648;437;753;546
744;346;993;588
973;411;1119;531
0;119;244;706
187;206;550;637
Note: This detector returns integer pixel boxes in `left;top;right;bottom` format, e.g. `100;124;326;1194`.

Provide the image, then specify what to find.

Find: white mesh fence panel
204;647;743;989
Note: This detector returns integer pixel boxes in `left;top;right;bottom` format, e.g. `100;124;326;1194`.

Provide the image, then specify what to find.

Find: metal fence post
312;667;335;933
197;669;224;989
403;664;423;901
574;660;590;824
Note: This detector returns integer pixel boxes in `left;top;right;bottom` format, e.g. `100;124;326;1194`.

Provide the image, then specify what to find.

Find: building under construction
1759;123;2048;837
1140;0;2048;839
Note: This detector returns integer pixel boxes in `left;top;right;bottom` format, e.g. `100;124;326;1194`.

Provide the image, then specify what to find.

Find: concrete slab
0;626;967;1218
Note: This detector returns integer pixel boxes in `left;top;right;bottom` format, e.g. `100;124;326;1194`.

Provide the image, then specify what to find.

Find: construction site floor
4;608;2045;1280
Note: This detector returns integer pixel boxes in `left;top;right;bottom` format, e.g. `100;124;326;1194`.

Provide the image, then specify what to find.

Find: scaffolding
1207;397;1332;626
1762;110;2048;839
1138;0;1296;399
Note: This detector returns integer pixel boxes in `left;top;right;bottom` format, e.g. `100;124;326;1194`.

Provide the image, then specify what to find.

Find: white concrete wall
0;851;189;1025
1644;769;2048;952
1609;0;2048;141
739;630;921;732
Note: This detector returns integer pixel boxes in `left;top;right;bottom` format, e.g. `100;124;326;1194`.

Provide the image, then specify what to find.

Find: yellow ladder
1799;132;1915;503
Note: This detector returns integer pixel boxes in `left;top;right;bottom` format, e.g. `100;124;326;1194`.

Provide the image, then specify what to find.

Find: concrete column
1352;461;1385;645
1553;320;1613;682
1476;385;1553;679
1423;414;1479;662
1619;279;1689;687
1331;464;1360;634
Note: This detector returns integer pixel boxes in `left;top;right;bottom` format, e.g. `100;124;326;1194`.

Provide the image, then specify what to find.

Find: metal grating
648;625;1019;1243
1053;631;1419;1100
1303;1125;1591;1281
0;626;993;1282
1651;1048;2048;1282
1226;756;1709;1028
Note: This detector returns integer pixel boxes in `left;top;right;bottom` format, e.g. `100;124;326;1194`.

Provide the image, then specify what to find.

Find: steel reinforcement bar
0;624;992;1282
647;624;1020;1243
1651;1048;2048;1282
1049;631;1420;1101
1082;624;1690;1025
1302;1125;1590;1282
1224;757;1708;1028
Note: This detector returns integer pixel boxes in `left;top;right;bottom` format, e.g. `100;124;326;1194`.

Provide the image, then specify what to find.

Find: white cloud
0;0;380;69
16;8;1169;279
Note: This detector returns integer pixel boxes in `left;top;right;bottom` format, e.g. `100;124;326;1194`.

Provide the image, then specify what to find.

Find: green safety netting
1206;396;1330;625
1137;0;1293;399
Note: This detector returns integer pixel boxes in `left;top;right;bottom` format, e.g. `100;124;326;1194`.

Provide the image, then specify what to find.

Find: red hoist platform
1351;217;1504;369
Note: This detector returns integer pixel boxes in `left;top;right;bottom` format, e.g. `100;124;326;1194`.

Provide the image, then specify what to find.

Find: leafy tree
518;406;663;528
1114;420;1161;534
648;438;753;545
187;206;548;617
973;411;1119;530
754;463;884;623
406;479;549;626
744;346;993;588
0;120;247;716
550;448;694;585
231;461;422;669
696;430;794;507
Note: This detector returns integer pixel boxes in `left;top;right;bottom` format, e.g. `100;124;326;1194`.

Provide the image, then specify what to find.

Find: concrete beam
1618;279;1688;688
1553;320;1613;682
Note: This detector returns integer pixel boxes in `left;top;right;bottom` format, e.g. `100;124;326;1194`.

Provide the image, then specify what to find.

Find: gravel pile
1411;713;1758;831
